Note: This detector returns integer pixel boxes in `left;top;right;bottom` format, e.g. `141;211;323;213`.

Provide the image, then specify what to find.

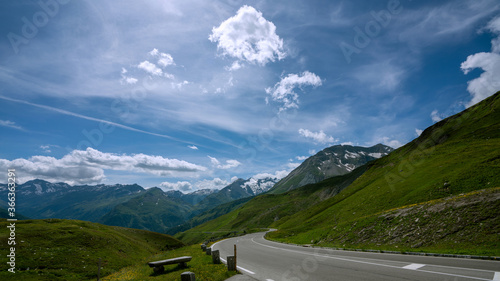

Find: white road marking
250;237;494;281
493;272;500;281
217;252;255;275
238;266;255;275
403;263;426;270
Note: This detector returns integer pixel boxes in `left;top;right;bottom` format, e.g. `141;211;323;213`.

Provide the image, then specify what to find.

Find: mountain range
0;143;387;234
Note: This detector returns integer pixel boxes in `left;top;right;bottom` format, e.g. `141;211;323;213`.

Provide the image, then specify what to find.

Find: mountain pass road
212;232;500;281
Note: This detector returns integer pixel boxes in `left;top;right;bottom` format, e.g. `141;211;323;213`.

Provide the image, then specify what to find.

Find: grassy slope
102;244;237;281
167;196;253;235
0;219;184;280
176;165;367;244
179;92;500;255
270;92;500;240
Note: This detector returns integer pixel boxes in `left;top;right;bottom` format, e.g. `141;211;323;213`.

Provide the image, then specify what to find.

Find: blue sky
1;0;499;191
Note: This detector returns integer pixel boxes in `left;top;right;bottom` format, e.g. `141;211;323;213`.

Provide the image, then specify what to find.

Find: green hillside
167;196;253;235
99;187;194;234
0;219;184;280
178;92;500;255
176;165;367;244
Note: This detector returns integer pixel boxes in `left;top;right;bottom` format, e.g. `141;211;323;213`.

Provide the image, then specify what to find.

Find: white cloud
296;156;308;161
287;162;301;170
40;145;52;153
149;48;176;67
209;5;286;66
298;128;336;144
377;137;403;149
119;67;138;85
487;16;500;53
308;149;317;155
225;61;243;71
461;52;500;106
415;128;423;137
461;16;500;107
158;53;175;68
0;120;23;131
208;156;241;169
431;110;443;123
159;181;192;192
193;178;230;190
0;148;207;185
266;71;322;111
251;170;289;181
138;60;163;76
188;145;198;150
149;48;160;57
172;80;189;90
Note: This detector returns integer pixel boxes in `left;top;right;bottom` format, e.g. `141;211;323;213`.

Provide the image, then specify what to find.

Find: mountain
177;92;500;256
197;176;280;210
0;179;144;222
269;144;393;194
0;218;183;280
165;188;216;205
0;207;30;220
98;187;194;233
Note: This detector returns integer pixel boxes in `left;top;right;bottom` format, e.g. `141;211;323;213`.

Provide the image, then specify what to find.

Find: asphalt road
212;232;500;281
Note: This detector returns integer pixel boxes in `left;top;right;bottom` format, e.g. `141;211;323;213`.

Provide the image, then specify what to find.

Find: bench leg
153;265;165;274
180;262;187;268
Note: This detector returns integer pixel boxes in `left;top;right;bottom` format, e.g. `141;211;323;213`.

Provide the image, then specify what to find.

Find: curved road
212;232;500;281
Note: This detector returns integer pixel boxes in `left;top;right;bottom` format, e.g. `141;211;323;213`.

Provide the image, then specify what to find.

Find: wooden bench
148;256;192;273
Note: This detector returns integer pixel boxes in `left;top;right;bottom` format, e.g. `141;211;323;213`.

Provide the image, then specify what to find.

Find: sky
0;0;499;192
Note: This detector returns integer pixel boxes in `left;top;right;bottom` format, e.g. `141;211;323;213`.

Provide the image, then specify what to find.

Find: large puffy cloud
461;16;500;106
0;148;207;185
266;71;322;111
298;128;336;144
209;5;286;66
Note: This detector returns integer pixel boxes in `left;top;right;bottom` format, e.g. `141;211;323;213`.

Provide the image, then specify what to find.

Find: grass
267;187;500;256
102;244;237;281
177;92;500;257
0;219;184;280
